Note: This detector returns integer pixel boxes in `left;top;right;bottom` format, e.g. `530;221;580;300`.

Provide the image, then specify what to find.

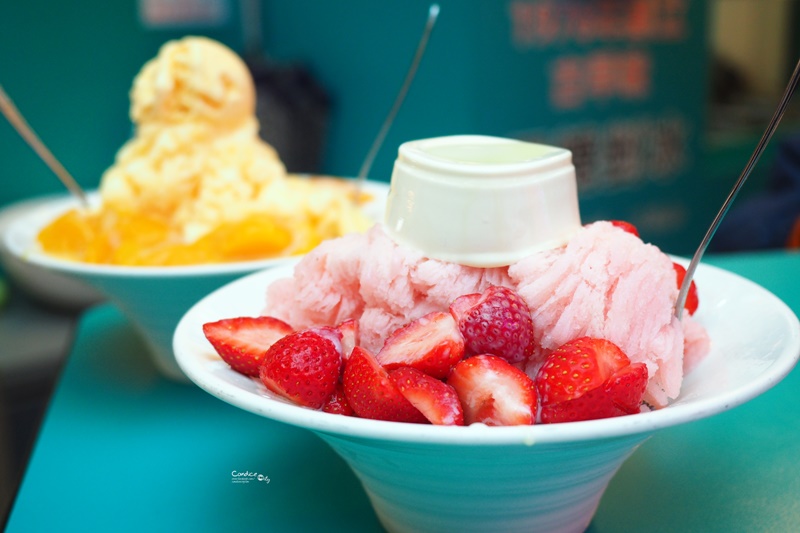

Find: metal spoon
356;3;440;186
675;57;800;320
0;84;90;208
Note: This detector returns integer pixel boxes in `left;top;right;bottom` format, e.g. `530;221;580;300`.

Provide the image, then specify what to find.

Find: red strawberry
343;347;427;423
535;337;648;423
610;220;640;237
259;330;342;409
202;316;294;376
538;363;648;423
336;318;359;360
322;382;354;416
536;337;627;404
376;312;465;379
605;363;649;414
447;355;537;426
449;286;535;364
308;325;344;356
673;262;699;315
389;367;464;426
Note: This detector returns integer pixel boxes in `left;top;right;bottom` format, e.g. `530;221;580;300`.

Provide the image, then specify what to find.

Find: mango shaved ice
37;36;373;266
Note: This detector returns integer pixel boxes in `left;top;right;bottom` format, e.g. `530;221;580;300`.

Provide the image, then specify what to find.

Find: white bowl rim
173;259;800;446
2;180;390;278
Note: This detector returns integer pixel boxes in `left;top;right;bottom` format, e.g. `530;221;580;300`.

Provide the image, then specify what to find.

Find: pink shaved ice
265;225;511;354
264;222;710;407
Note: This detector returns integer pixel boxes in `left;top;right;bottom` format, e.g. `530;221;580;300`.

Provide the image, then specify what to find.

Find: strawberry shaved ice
266;224;512;353
264;221;710;407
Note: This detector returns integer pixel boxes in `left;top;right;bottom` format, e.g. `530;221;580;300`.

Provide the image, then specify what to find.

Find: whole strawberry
450;286;535;364
535;337;648;423
259;330;342;409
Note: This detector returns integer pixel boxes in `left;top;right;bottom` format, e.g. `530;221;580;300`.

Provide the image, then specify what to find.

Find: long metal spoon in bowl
675;57;800;320
0;84;90;208
356;3;440;187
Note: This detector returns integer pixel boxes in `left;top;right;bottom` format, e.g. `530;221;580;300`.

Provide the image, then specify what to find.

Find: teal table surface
5;251;800;533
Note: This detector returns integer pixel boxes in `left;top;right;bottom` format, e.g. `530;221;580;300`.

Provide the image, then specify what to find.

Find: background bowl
0;194;105;310
3;179;389;381
173;261;800;533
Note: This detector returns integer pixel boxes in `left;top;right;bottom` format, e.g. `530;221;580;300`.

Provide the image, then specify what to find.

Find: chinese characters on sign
527;116;688;194
138;0;230;28
549;51;652;109
507;0;693;197
509;0;688;47
509;0;688;110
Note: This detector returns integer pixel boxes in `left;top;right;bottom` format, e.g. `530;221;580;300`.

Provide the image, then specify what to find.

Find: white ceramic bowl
173;261;800;533
0;194;105;310
3;180;389;381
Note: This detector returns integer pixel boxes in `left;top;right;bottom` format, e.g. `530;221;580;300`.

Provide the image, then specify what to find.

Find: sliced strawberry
389;367;464;426
447;355;537;426
448;292;481;320
539;363;648;423
605;363;649;413
449;286;535;364
335;318;359;360
343;347;427;423
322;382;354;416
673;262;699;315
535;337;648;423
535;337;628;405
202;316;294;376
308;325;343;356
610;220;640;237
259;330;342;409
376;312;465;379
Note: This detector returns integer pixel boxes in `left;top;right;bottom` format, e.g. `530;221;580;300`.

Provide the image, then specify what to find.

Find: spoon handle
356;4;440;184
0;84;90;208
676;57;800;319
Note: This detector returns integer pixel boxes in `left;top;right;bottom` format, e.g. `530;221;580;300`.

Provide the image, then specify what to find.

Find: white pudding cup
384;135;582;267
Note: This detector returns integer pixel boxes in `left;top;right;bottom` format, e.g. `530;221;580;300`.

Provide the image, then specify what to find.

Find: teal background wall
1;1;798;255
0;1;245;204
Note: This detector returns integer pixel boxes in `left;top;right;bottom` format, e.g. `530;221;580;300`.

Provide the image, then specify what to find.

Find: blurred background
1;0;799;522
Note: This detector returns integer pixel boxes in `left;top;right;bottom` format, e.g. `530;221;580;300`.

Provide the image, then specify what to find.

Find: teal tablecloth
6;251;800;532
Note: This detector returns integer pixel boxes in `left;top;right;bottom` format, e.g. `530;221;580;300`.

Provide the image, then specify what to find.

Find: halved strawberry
336;318;359;360
259;330;342;409
322;382;354;416
202;316;294;376
610;220;640;237
538;363;648;423
535;336;648;423
342;347;427;423
673;262;699;315
449;286;535;364
308;325;344;357
536;337;627;405
605;363;649;414
447;355;537;426
376;312;465;379
389;367;464;426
